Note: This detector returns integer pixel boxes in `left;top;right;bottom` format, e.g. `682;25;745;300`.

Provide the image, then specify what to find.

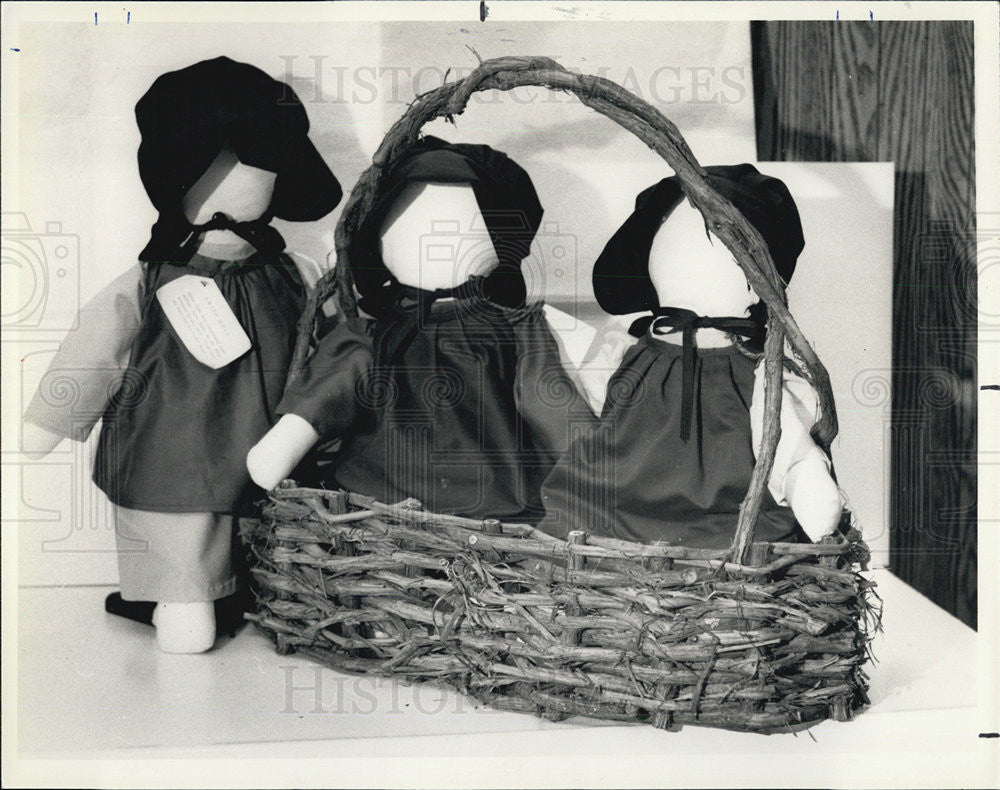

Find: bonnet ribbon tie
177;211;286;260
628;307;763;442
375;276;489;368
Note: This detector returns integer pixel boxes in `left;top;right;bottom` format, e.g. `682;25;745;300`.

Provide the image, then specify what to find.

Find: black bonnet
136;56;342;261
592;163;804;315
350;136;544;313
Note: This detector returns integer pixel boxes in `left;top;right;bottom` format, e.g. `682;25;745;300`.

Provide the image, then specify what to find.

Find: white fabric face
182;143;278;225
647;201;757;318
378;181;499;291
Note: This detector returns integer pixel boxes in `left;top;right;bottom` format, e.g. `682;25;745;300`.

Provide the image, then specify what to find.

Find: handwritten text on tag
156;275;252;369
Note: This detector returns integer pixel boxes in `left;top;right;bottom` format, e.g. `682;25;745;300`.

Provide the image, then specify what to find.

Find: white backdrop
762;162;894;558
3;16;891;586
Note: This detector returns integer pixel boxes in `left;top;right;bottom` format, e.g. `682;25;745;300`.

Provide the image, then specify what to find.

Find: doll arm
750;364;844;541
511;306;598;469
22;263;144;457
247;316;374;489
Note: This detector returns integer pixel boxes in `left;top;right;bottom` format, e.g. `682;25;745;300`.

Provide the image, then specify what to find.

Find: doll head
593;163;804;323
135;56;341;262
180;142;278;256
181;142;277;226
378;181;499;292
647;200;757;317
350;136;543;315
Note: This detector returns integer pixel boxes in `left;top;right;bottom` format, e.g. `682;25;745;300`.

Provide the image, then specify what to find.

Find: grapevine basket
241;56;880;734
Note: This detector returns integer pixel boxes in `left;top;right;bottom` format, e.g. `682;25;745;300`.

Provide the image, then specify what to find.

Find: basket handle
287;56;839;564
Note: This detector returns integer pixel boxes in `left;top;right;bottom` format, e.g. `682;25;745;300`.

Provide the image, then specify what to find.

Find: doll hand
784;452;843;542
21;422;64;460
751;364;843;542
247;413;320;490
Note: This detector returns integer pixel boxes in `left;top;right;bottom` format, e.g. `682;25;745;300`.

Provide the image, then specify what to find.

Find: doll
538;164;843;546
21;57;342;652
248;137;594;523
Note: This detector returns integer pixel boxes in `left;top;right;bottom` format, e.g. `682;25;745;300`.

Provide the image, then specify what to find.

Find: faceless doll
248;137;594;523
539;164;843;546
21;57;342;652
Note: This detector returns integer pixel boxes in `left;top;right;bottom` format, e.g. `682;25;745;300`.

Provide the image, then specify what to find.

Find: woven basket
242;56;880;734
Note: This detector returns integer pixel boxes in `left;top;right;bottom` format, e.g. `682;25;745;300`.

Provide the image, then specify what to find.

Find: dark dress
538;332;800;547
278;295;595;523
93;251;305;512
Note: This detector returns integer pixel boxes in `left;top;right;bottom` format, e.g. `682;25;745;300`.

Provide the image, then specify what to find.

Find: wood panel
751;21;977;628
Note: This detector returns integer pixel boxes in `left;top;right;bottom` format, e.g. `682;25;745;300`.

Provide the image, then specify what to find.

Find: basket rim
263;485;865;574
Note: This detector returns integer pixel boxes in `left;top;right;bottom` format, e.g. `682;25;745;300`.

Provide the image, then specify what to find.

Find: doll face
182;142;278;225
379;181;499;291
648;200;758;317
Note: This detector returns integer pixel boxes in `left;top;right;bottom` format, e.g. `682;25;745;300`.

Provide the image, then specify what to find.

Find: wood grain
831;22;880;160
751;21;977;628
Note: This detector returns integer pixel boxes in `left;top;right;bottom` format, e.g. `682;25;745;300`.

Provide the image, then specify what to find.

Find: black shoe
104;592;156;625
104;590;252;636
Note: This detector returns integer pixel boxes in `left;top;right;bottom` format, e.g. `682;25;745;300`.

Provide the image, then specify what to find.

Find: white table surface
6;568;998;788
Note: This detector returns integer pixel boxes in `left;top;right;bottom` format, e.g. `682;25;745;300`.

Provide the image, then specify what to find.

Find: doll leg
114;506;238;653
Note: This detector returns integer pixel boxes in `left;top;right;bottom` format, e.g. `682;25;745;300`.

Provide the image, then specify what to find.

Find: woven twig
285;55;838;564
243;487;879;734
245;59;877;734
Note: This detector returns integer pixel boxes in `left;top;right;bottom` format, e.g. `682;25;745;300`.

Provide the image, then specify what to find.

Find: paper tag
156;275;252;369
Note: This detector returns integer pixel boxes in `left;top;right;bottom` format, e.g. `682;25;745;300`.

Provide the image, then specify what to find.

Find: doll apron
95;251;304;600
538;332;800;547
281;291;593;523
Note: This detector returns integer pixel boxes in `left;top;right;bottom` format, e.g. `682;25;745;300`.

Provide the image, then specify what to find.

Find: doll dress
92;250;305;513
538;331;800;547
22;249;303;600
278;293;596;523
